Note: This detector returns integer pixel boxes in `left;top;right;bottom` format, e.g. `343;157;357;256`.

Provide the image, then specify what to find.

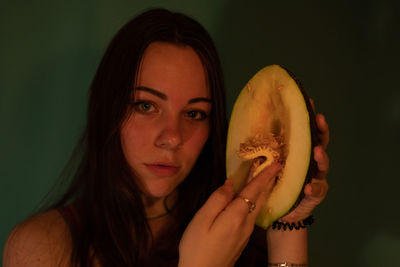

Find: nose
154;117;183;150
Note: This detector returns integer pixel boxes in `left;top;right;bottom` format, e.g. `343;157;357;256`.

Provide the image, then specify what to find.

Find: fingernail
246;173;254;184
314;146;322;155
247;163;257;183
310;183;321;196
224;178;233;187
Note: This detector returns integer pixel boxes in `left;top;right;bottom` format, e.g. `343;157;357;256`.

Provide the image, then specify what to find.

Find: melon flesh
226;65;314;229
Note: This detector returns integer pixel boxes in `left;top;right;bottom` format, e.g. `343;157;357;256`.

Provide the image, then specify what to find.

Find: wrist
267;225;308;263
268;262;308;266
271;215;314;231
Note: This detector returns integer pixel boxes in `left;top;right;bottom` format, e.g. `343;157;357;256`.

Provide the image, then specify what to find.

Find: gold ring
240;197;256;213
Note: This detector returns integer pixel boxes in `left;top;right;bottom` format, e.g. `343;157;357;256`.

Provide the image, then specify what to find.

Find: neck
142;191;178;220
142;191;178;238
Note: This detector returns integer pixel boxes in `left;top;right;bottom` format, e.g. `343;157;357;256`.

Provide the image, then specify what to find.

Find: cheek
120;121;150;161
185;124;210;156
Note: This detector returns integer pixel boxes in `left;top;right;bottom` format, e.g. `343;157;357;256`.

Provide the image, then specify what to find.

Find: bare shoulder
3;209;72;267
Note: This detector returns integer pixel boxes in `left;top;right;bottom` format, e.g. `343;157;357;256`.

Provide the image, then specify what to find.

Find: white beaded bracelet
268;262;308;267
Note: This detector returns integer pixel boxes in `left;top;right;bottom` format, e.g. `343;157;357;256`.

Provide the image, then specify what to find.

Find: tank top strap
58;205;79;231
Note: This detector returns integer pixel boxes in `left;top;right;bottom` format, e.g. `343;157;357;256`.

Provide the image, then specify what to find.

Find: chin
143;182;178;199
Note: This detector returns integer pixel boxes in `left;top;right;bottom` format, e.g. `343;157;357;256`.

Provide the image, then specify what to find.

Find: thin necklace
145;192;177;220
146;210;171;220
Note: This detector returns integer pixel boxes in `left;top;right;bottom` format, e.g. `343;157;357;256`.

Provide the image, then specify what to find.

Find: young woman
3;8;329;267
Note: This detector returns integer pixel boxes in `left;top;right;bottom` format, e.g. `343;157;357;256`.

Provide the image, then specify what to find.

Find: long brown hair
50;8;227;266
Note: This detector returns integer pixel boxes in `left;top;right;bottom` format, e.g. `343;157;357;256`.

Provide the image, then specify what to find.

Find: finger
246;184;272;223
309;98;315;113
315;113;329;149
213;164;280;235
309;98;330;149
304;180;328;201
246;160;257;184
314;146;329;177
228;163;282;219
193;179;235;227
310;182;328;199
243;162;281;193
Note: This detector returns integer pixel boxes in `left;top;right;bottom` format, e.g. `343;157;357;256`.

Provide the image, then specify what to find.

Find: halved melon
226;65;318;229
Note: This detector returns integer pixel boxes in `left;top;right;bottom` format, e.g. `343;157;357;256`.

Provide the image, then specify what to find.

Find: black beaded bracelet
271;215;314;231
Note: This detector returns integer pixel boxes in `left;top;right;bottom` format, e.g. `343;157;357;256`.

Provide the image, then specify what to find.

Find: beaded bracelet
268;262;308;266
271;215;314;231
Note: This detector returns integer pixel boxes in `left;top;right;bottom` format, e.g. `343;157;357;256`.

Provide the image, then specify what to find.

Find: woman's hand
178;163;282;267
265;100;329;264
279;99;330;222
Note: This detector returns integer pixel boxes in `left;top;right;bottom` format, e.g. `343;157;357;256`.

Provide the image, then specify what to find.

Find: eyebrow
188;97;212;104
135;86;212;104
135;86;167;100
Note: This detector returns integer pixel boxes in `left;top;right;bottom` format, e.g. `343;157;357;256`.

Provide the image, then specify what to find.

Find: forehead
136;42;210;99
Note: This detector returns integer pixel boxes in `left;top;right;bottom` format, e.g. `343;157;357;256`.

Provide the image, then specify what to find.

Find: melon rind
226;65;312;229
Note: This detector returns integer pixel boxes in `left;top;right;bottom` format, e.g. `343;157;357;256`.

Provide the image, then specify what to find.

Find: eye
185;110;208;121
133;101;156;113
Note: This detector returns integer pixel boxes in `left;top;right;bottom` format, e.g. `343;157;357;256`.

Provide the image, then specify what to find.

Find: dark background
1;0;399;266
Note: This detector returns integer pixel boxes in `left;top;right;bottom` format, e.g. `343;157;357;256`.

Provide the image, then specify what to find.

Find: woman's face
121;42;211;199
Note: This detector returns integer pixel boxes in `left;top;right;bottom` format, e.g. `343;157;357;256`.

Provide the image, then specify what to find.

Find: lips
144;162;181;177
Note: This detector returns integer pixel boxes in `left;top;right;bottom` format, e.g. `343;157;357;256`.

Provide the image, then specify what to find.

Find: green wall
1;0;399;266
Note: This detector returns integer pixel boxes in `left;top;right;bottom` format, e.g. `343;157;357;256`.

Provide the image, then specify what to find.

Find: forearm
266;227;308;264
